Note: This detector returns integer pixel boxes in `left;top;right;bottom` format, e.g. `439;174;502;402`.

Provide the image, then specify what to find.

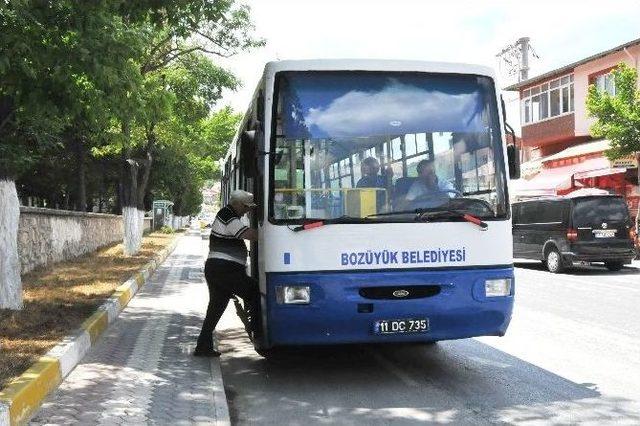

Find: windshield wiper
291;215;364;232
366;208;488;230
418;210;488;230
365;209;420;218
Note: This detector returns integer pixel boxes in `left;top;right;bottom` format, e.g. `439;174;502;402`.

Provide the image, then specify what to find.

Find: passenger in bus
404;158;455;204
356;157;384;188
195;190;260;357
356;157;393;211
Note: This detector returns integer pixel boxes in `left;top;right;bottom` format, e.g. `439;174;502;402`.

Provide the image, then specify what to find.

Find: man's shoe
193;348;221;357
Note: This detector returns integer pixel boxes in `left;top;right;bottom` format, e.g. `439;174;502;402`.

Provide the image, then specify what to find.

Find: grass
0;233;175;389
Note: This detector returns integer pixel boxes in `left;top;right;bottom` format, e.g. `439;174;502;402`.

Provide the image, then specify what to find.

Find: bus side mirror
507;144;520;180
242;129;256;146
241;130;258;176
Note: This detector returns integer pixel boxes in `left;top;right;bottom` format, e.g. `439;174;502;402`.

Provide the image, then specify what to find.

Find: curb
210;359;231;426
0;237;180;426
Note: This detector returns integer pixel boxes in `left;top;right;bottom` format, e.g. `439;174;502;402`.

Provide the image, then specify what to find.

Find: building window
521;74;574;125
594;72;616;96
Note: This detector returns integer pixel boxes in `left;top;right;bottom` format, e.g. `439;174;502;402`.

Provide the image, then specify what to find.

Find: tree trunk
0;96;14;135
0;178;23;310
123;204;141;256
74;137;87;212
123;159;142;256
121;123;159;255
136;125;156;211
137;150;153;210
136;151;153;238
121;121;143;256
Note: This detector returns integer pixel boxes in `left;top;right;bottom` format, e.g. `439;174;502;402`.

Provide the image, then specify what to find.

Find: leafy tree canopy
150;106;242;216
2;0;262;215
586;62;640;160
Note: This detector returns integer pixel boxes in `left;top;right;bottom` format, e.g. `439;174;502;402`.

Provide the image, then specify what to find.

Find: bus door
240;125;263;280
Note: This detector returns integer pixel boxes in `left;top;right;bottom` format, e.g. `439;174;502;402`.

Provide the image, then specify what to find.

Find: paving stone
31;237;224;425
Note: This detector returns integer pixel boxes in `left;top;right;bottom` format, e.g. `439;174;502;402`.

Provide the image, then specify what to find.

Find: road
216;256;640;425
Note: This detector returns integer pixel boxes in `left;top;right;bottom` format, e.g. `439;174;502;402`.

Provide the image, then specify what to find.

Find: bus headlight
485;279;512;297
277;285;311;304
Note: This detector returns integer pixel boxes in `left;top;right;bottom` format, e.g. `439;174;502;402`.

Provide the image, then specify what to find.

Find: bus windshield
270;71;508;222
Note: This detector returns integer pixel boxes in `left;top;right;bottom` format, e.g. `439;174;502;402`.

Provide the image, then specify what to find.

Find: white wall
18;207;123;274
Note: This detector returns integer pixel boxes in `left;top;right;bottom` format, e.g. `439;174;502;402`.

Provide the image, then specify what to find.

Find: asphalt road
216;259;640;425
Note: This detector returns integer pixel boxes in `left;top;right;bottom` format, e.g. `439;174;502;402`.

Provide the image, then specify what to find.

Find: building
200;182;221;220
506;38;640;221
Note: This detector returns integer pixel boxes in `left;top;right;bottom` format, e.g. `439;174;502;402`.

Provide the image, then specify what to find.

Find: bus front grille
359;285;441;300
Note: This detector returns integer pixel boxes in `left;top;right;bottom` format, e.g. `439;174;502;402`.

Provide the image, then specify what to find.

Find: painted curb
0;402;9;426
210;359;231;426
0;237;180;426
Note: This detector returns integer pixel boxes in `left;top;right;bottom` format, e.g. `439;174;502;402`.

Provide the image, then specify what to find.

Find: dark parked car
512;195;637;273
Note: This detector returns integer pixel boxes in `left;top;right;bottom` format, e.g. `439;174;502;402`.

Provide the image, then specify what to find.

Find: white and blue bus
221;60;519;355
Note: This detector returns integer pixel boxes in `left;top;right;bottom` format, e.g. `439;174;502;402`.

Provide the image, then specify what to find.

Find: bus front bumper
264;267;514;347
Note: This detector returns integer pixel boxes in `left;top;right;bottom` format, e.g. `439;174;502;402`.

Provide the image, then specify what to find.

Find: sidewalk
29;234;228;425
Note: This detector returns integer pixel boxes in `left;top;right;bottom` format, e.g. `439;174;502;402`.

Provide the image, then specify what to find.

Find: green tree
0;1;133;309
110;1;263;255
0;0;263;309
200;106;244;177
149;106;242;217
586;62;640;180
1;2;149;307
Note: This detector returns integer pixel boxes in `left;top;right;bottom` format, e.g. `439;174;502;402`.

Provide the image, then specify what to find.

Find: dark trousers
196;258;259;351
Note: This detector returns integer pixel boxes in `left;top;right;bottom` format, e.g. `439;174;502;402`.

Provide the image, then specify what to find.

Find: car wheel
604;261;624;271
545;248;564;273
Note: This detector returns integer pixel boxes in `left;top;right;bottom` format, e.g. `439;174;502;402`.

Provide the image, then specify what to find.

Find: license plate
374;318;429;334
593;230;616;238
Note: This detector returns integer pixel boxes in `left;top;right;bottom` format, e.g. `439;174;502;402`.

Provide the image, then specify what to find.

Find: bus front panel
264;267;514;347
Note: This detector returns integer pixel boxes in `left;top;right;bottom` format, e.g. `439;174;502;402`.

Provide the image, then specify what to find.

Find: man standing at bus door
194;189;259;357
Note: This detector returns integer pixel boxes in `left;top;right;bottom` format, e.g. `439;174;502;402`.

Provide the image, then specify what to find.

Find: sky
215;0;640;133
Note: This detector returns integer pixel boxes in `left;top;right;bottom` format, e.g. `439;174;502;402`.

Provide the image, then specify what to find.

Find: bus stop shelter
152;200;174;231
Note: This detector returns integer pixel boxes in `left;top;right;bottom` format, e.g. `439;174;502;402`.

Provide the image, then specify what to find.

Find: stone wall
18;207;123;274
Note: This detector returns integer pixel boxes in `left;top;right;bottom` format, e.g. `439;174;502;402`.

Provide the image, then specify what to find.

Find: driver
405;158;455;203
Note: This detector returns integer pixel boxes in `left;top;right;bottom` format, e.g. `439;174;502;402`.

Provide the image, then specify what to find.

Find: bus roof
263;59;496;79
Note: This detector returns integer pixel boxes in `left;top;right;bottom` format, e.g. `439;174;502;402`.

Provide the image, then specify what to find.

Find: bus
220;59;520;356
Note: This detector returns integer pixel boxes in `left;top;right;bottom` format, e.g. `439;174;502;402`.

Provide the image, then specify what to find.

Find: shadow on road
218;327;640;425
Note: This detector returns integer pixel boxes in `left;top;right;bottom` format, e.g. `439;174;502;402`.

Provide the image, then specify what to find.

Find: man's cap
230;189;257;207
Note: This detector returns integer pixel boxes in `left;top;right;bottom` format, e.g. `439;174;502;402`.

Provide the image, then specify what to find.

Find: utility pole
518;37;530;81
496;37;539;165
496;37;538;83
